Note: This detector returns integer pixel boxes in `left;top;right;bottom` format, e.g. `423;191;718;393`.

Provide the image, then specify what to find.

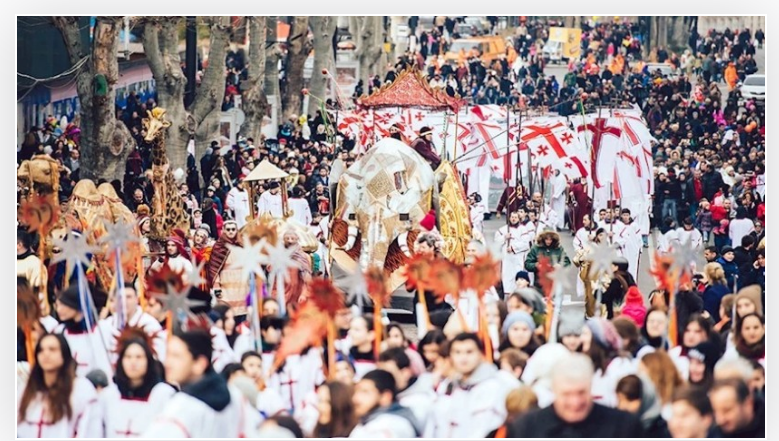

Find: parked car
645;63;681;80
740;74;765;103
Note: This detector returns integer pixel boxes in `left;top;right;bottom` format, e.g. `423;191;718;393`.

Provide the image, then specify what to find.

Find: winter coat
524;231;571;288
702;283;730;322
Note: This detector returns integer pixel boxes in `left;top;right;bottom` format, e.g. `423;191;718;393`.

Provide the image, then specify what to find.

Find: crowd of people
16;16;766;438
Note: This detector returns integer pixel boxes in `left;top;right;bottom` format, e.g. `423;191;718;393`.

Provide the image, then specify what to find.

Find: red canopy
357;68;465;112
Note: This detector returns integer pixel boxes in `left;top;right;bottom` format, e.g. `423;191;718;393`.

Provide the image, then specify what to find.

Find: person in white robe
468;193;487;234
495;211;531;295
53;286;113;379
256;181;285;219
676;218;704;250
17;334;102;438
100;284;166;364
142;327;260;438
288;186;312;226
99;335;175;437
432;335;508;437
729;207;755;249
612;209;643;280
267;349;325;414
550;170;568;230
349;370;421;438
377;347;436;430
225;180;252;228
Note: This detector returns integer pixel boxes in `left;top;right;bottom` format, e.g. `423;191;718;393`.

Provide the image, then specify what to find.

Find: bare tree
52;16;134;182
309;16;336;104
281;16;312;122
141;16;230;171
264;16;281;98
352;16;385;86
239;16;268;142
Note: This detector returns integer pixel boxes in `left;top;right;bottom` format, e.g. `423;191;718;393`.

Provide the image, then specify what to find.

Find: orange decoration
404;253;432;289
463;254;500;296
535;256;555;299
309;278;345;319
146;265;185;296
273;303;327;372
427;258;463;302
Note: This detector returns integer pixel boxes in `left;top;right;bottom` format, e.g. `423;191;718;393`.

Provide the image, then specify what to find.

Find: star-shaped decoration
227;236;268;283
669;239;699;277
264;239;301;283
154;284;206;332
548;264;579;297
52;229;99;275
184;257;207;288
99;220;140;255
342;266;370;309
586;242;620;279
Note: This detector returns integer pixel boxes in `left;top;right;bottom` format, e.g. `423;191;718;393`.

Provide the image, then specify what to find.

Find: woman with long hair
17;334;100;437
417;329;447;371
312;381;357;438
668;313;716;380
638;307;670;359
639;350;684;421
701;262;730;322
99;330;175;437
733;313;765;364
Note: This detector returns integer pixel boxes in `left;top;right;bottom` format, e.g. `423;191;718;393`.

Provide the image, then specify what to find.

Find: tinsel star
586;241;620;279
227;236;268;282
669;239;700;277
342;266;370;309
155;284;206;332
52;229;99;275
184;257;207;288
100;220;140;255
549;264;579;297
264;239;300;284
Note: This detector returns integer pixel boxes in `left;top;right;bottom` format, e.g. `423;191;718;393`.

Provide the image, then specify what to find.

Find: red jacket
757;203;765;222
711;204;728;223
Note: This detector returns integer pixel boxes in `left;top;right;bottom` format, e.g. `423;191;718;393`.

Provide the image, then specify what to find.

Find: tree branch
190;16;229;123
51;16;87;66
141;18;165;84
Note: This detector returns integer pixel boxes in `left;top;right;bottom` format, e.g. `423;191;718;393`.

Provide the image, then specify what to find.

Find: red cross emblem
561;132;574;144
116;420;141;437
564;162;574;169
537;145;550;156
577;118;622;188
414;112;425;122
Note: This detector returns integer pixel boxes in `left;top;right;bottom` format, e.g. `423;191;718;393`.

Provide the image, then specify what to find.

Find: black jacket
507;403;644;438
702;170;725;201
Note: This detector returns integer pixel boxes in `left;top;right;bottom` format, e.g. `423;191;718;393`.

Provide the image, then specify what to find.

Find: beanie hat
586;318;622;352
736;285;764;317
514;287;547;314
515;271;531;284
57;285;82;312
197;224;211;235
420;210;436;231
502;311;536;337
621;286;647;327
85;369;109;389
419;126;433;136
688;341;720;374
721;246;734;255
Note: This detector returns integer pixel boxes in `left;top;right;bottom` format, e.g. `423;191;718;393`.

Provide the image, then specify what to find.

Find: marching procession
16;15;766;438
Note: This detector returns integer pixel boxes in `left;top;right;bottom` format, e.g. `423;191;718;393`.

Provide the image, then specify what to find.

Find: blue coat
717;257;739;291
703;283;730;322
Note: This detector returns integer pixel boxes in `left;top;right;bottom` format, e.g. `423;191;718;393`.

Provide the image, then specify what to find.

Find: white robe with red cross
267;349;325;414
99;382;176;438
54;323;114;379
17;377;101;438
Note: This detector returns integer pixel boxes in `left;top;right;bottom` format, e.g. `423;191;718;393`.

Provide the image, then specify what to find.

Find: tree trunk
282;16;311;122
265;16;281;98
142;17;189;172
142;17;228;172
52;16;133;182
239;16;268;143
352;16;375;86
191;17;230;161
309;16;336;103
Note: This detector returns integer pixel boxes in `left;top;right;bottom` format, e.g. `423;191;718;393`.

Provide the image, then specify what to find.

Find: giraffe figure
142;108;190;243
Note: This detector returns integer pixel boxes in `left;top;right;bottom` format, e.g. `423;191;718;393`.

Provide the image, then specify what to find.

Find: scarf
207;234;240;285
736;338;765;361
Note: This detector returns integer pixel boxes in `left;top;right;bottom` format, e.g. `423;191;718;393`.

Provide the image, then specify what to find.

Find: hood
535;230;561;248
457;362;498;388
625;286;644;305
363;403;423;436
182;369;232;411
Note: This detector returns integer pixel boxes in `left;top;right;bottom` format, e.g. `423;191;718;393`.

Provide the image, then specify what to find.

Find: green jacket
524;244;572;288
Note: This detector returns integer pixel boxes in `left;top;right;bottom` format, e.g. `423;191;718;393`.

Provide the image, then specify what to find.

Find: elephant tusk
398;232;412;257
345;225;358;250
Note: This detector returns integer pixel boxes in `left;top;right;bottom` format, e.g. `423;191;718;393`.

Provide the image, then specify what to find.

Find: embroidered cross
280;376;298;411
577;118;622;188
561;132;574;144
115;420;141;437
30;410;56;438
